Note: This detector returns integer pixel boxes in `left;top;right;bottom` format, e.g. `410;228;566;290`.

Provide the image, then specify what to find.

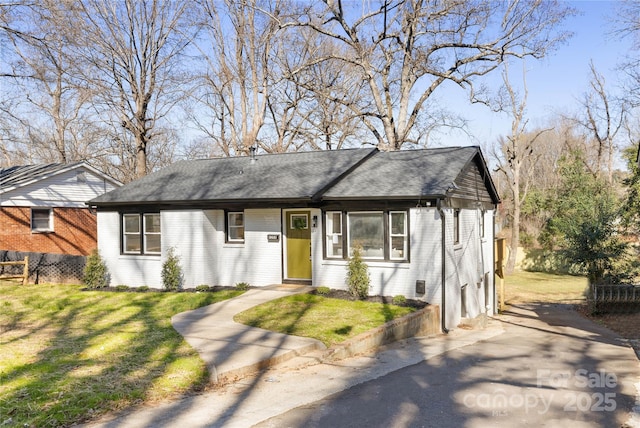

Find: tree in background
491;62;550;274
72;0;194;180
282;0;574;150
572;62;627;184
542;150;635;283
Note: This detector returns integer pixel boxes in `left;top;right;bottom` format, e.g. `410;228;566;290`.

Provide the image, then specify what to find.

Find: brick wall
0;207;97;256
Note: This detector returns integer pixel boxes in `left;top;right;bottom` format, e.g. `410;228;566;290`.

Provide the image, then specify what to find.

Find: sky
435;0;636;149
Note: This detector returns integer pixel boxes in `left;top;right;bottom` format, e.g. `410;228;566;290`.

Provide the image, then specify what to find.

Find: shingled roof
89;146;499;207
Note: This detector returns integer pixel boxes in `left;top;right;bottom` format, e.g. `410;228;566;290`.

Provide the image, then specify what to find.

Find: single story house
89;147;500;330
0;162;121;256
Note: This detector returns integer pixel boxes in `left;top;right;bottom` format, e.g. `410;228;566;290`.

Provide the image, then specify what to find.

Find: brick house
0;162;121;256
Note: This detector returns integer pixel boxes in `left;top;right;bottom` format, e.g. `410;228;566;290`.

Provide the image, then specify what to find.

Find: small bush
346;245;370;300
162;247;183;291
115;285;130;292
137;286;150;292
316;286;331;296
392;295;407;306
83;249;109;289
235;282;250;291
195;284;211;292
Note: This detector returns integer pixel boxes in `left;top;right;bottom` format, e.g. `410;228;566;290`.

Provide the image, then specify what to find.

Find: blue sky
435;0;635;148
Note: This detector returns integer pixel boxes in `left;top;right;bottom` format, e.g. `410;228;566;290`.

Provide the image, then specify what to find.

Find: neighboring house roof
0;162;121;194
89;146;500;208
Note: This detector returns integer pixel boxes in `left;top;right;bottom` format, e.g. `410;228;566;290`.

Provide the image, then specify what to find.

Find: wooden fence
0;256;29;285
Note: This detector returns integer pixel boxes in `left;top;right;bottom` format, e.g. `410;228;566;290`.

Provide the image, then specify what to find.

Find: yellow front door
286;211;312;280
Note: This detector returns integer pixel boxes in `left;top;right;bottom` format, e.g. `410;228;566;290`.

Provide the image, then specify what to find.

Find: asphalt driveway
85;303;640;428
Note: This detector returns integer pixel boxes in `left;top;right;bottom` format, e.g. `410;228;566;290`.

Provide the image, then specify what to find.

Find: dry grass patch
234;293;416;347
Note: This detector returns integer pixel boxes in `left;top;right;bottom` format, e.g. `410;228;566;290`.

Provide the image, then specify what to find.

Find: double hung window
227;212;245;243
122;213;161;255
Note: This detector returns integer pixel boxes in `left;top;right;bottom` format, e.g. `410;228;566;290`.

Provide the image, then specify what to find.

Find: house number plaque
267;234;280;243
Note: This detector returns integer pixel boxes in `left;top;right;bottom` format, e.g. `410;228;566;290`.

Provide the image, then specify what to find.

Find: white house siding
1;167;117;207
443;208;495;330
312;207;443;300
209;208;282;287
97;211;162;287
99;208;283;289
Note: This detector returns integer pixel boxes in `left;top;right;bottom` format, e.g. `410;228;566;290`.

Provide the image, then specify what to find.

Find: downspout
436;198;449;334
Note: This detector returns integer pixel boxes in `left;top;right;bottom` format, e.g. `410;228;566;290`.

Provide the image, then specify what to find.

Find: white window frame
389;211;408;261
31;208;53;232
227;211;245;243
143;213;161;255
123;213;142;254
325;211;343;258
122;213;161;255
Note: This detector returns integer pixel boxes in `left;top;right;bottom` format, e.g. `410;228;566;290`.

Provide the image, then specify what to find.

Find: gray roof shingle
89;146;497;207
323;146;479;199
90;148;377;205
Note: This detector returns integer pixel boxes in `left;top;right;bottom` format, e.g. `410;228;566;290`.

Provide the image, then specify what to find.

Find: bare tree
614;0;640;108
0;1;107;164
192;0;282;157
573;62;626;184
492;62;550;273
74;0;193;178
282;0;574;150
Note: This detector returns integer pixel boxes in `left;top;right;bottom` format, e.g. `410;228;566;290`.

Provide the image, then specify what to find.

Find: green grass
233;293;416;347
499;271;589;305
0;283;243;427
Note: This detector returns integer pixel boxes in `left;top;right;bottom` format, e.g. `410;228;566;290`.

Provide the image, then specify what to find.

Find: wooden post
495;238;506;312
22;256;29;285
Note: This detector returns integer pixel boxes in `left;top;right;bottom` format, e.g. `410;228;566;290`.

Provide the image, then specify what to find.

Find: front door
286;211;312;280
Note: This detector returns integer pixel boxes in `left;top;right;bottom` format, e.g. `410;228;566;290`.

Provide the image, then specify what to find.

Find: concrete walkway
171;284;325;384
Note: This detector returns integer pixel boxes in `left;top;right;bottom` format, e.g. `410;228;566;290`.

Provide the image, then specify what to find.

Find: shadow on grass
0;284;241;426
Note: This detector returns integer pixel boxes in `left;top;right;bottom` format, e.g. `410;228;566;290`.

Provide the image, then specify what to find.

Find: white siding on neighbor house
312;207;442;300
1;167;117;207
97;211;162;287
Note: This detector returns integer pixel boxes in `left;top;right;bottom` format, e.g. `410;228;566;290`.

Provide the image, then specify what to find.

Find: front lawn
234;293;417;346
0;283;242;427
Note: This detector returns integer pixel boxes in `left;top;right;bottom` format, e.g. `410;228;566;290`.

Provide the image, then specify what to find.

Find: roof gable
0;162;120;193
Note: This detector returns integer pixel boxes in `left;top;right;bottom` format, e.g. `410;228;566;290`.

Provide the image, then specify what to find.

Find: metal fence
0;250;86;284
591;284;640;313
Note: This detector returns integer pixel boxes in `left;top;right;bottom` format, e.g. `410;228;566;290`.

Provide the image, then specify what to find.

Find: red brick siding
0;207;97;256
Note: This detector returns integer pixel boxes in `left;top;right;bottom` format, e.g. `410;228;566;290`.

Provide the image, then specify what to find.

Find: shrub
235;282;250;291
392;295;407;306
83;249;109;289
346;245;370;300
195;284;211;292
316;286;331;296
162;247;183;291
115;284;130;292
137;286;150;292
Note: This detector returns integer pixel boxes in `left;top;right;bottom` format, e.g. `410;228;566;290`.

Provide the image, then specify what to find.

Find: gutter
436;198;449;334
